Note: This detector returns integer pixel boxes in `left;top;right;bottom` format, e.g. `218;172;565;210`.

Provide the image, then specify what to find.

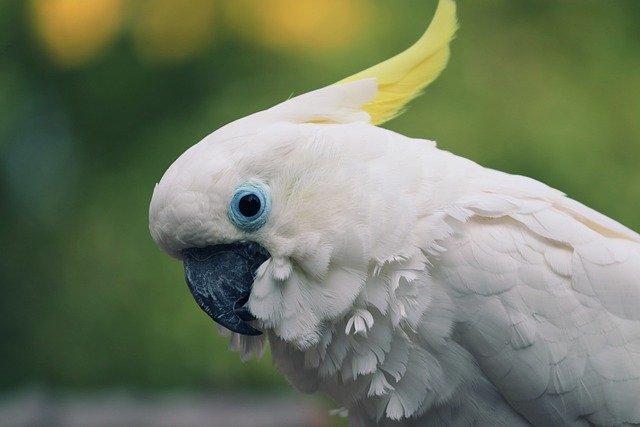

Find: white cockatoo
149;1;640;425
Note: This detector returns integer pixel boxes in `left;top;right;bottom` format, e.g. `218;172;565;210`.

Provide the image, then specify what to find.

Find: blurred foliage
29;0;126;67
1;0;639;401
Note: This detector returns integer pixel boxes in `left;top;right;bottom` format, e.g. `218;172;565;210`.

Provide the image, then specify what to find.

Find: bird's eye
238;193;261;217
228;183;271;232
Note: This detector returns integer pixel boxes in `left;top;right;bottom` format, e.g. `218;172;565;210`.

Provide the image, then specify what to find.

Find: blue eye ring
228;182;271;232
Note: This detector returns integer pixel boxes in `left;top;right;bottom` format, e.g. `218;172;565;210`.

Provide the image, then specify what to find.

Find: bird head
149;0;457;350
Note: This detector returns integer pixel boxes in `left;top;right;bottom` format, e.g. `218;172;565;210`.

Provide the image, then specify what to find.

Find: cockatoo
149;1;640;425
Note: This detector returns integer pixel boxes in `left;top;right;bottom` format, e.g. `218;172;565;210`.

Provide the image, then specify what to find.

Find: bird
148;0;640;425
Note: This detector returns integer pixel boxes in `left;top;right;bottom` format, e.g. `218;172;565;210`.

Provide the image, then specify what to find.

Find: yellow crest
336;0;458;125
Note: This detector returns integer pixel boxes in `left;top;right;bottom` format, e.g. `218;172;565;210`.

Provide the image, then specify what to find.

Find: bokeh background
1;0;639;426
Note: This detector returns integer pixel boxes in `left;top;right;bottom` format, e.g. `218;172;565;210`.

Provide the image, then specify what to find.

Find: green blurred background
1;0;639;423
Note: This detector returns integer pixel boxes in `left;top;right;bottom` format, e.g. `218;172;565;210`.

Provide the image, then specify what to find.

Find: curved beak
182;242;270;336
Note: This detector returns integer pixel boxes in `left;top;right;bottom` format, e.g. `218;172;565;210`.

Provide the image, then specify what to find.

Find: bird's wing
432;169;640;426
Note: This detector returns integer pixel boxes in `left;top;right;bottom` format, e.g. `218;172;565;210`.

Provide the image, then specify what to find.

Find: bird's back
431;160;640;425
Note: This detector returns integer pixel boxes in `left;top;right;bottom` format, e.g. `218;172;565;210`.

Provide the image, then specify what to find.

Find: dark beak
182;242;270;336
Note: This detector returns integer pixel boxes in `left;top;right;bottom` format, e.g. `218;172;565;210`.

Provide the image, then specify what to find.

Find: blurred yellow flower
225;0;371;53
132;0;216;63
30;0;125;67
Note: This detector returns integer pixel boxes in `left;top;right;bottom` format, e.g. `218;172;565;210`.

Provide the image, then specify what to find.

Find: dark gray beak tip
217;311;263;336
182;242;270;336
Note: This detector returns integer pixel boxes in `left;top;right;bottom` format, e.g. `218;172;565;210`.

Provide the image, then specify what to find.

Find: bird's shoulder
427;168;640;425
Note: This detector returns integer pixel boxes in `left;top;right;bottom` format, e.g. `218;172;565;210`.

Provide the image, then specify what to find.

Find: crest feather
336;0;458;125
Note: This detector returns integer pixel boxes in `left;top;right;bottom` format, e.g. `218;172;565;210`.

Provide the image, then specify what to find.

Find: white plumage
148;2;640;425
